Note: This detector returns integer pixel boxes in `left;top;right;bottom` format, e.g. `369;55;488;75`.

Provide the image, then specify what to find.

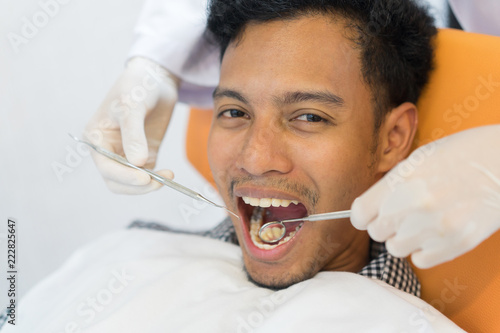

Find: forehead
219;14;368;104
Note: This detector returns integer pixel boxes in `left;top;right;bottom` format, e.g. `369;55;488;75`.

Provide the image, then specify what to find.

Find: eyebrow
213;88;345;108
276;91;345;108
213;88;249;104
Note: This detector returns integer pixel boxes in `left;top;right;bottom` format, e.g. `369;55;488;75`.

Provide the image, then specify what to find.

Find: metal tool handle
142;168;204;199
144;170;239;218
71;134;200;199
69;134;240;219
303;210;351;222
281;210;351;224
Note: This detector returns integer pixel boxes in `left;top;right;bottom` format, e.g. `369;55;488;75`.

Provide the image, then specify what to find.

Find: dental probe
258;210;351;244
69;134;240;219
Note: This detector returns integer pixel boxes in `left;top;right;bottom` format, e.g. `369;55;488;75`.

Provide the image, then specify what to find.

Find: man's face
208;15;385;289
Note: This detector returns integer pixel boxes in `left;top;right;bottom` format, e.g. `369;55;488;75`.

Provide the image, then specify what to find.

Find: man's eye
295;114;326;122
220;109;247;118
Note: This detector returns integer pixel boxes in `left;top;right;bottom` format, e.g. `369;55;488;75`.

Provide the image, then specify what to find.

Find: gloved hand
85;57;180;194
351;125;500;268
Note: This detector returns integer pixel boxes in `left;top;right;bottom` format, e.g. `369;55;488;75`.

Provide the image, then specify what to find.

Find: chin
242;259;313;291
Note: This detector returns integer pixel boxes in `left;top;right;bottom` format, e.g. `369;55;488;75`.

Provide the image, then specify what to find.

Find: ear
376;102;418;173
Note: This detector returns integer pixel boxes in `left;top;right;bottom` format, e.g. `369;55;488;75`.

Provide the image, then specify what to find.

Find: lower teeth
249;207;303;250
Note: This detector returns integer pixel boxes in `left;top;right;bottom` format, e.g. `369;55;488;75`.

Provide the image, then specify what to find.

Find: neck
324;231;371;273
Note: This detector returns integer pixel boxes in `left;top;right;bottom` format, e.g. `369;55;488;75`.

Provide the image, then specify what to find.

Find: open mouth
239;196;307;250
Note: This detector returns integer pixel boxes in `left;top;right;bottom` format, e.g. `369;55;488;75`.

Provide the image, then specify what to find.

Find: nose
235;122;293;176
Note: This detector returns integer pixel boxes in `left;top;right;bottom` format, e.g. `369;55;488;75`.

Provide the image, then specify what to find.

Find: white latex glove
85;57;180;194
351;125;500;268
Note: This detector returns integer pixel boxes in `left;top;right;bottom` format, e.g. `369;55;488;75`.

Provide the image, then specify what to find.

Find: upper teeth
242;196;299;208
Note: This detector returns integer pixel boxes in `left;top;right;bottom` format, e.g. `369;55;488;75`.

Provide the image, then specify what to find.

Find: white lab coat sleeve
449;0;500;36
128;0;220;107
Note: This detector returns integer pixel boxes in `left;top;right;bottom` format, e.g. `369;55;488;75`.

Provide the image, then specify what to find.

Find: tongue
264;203;307;224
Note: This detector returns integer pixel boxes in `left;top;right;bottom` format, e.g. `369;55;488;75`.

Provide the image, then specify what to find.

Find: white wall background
0;0;448;302
0;0;226;302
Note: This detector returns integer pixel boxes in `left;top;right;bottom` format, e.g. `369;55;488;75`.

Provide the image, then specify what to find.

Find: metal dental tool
69;134;240;219
258;210;351;243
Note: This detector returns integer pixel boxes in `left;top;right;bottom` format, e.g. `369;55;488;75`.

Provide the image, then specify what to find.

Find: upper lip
234;187;304;203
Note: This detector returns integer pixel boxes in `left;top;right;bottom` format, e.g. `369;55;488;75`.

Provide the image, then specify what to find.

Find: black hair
206;0;437;129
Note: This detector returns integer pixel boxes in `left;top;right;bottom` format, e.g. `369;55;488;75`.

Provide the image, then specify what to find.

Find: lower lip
238;203;304;262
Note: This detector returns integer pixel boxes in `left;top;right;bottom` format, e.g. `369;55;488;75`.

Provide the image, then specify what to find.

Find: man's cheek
207;134;226;174
207;136;216;168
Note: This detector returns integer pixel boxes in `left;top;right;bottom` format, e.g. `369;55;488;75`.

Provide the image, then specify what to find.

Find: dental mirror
258;210;351;244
